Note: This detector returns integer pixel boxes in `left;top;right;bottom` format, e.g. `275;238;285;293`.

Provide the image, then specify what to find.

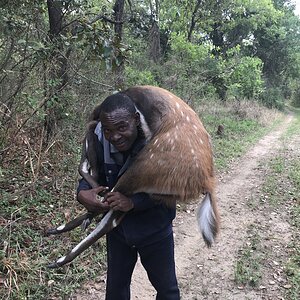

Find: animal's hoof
45;229;58;236
47;262;60;269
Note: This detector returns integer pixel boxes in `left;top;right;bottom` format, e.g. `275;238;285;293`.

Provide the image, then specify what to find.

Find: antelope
47;85;220;268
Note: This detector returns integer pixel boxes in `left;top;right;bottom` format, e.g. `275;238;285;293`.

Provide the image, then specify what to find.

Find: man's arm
104;191;156;212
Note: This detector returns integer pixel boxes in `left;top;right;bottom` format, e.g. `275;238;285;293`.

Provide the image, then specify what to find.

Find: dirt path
72;114;295;300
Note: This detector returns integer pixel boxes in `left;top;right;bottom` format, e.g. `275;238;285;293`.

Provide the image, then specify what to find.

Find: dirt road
73;114;296;299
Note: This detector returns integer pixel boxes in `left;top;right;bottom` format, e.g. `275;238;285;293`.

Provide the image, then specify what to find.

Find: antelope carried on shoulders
47;85;220;268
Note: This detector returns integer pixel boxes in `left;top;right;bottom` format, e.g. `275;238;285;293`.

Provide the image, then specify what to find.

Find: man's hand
77;186;110;213
105;192;134;212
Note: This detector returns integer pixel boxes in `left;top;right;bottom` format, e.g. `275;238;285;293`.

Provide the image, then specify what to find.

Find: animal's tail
197;192;220;247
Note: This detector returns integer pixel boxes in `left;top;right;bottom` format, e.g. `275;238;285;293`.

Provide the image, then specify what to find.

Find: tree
113;0;125;88
44;0;68;139
149;0;161;62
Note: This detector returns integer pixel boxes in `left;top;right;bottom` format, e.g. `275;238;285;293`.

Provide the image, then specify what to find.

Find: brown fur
117;86;215;199
85;86;219;234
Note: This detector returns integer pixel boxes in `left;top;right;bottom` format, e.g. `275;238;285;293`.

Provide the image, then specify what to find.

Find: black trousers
105;232;180;300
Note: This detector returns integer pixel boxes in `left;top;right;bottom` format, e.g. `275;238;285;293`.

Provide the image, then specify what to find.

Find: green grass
0;130;107;299
234;225;263;287
285;157;300;299
0;184;107;299
203;114;277;171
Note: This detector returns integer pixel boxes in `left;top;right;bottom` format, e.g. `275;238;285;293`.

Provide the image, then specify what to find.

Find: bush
125;66;159;86
260;87;285;110
227;56;264;99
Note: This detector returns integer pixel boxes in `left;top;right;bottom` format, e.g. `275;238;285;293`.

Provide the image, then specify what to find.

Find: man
77;92;180;300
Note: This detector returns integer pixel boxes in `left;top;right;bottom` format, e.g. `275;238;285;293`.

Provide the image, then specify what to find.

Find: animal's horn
46;212;93;235
48;209;126;268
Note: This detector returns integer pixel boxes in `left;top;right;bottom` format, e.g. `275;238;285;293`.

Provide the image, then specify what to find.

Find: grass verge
234;225;263;287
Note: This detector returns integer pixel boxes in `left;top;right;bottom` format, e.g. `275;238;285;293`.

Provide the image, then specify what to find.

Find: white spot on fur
191;149;195;154
150;154;154;159
200;139;204;144
57;256;66;263
57;224;66;231
176;102;180;108
154;139;158;145
81;159;89;173
186;116;190;122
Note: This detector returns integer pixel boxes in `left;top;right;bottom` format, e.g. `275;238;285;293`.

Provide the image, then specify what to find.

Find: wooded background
1;1;300;299
1;0;300;145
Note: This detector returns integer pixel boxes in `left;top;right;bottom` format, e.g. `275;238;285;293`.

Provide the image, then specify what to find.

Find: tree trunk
149;21;161;62
187;0;202;42
113;0;125;89
210;22;227;101
148;0;161;62
45;0;69;140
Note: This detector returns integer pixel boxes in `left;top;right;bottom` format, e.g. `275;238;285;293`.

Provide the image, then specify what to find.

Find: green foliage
292;86;300;107
260;87;285;110
170;33;211;63
125;66;159;86
227;56;264;99
156;33;217;101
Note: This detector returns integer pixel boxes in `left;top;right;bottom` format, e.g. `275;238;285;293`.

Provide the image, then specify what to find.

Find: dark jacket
77;123;176;247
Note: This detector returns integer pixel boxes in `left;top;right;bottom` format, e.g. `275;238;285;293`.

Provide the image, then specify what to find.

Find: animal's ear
134;111;141;126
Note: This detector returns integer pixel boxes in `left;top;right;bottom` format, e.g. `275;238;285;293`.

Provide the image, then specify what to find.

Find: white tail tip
197;193;217;247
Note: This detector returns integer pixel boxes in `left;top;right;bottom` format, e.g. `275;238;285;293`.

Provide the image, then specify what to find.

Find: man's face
100;108;140;152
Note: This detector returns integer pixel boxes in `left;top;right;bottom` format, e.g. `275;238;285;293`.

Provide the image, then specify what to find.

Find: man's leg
139;233;180;300
105;232;138;300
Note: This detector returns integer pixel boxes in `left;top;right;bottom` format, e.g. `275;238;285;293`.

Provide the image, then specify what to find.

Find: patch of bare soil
71;114;296;300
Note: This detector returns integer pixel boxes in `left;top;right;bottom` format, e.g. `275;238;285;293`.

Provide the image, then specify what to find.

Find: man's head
99;93;140;152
